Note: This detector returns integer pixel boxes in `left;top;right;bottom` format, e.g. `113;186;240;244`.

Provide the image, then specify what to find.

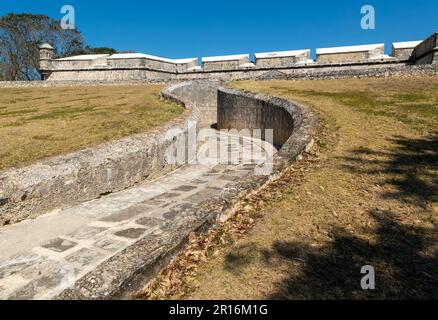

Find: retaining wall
0;79;317;298
217;87;316;166
162;80;221;127
0;81;227;226
218;89;294;146
56;82;317;299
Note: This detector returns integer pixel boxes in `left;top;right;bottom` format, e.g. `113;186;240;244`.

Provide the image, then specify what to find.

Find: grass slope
0;85;183;170
137;76;438;300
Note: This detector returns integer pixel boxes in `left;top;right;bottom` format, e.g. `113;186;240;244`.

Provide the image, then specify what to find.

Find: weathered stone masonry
0;81;317;299
38;32;438;82
55;82;317;300
0;32;437;299
0;81;222;226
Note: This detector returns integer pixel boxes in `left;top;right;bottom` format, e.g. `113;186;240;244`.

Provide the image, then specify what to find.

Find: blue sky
1;0;437;59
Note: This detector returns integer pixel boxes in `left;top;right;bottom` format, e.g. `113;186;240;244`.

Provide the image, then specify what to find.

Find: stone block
255;49;311;67
392;41;422;60
202;54;250;71
316;44;385;64
412;32;438;64
114;228;147;239
41;238;78;253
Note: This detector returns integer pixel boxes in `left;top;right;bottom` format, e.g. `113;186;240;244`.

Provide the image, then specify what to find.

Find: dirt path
161;77;438;300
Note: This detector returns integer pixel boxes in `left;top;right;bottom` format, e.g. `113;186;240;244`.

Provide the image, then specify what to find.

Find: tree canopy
0;13;117;81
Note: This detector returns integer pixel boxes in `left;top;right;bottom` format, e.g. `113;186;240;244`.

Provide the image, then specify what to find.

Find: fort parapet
316;43;386;64
39;32;438;81
254;49;311;68
201;54;251;71
392;41;422;60
411;32;438;64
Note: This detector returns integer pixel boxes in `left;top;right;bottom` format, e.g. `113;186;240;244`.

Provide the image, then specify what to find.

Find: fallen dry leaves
133;125;326;300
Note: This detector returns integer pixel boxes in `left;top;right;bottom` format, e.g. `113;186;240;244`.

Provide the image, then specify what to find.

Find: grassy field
0;85;183;170
137;76;438;300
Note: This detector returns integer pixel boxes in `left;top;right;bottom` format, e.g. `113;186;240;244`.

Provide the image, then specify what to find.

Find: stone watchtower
39;43;55;80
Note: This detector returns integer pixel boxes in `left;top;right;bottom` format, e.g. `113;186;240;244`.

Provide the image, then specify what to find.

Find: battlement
316;43;386;63
45;52;199;74
39;32;438;81
392;41;422;60
202;54;251;71
411;32;438;64
254;49;311;68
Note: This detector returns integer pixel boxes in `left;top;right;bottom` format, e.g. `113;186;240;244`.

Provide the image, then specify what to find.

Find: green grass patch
0;85;184;170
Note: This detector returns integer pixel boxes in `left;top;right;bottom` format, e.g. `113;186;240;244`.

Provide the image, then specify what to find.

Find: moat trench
0;81;314;299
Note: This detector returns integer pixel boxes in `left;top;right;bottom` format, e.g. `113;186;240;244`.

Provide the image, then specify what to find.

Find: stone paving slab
0;132;274;300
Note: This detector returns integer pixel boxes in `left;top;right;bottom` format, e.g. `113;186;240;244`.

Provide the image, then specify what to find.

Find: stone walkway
0;132;276;299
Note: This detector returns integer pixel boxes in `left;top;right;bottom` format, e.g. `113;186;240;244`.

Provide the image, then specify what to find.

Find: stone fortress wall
1;32;436;299
39;32;438;82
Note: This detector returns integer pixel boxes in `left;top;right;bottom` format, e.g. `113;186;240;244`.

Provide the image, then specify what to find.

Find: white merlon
108;53;197;65
108;53;175;63
172;58;198;64
109;53;158;59
392;41;422;49
254;49;310;59
391;40;423;60
56;54;110;61
202;54;249;63
316;44;384;55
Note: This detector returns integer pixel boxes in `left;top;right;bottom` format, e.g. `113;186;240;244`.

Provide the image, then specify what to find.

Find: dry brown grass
0;85;183;170
135;76;438;300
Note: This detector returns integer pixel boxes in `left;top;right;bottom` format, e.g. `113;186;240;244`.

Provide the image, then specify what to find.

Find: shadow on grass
342;131;438;206
222;132;438;299
271;210;438;299
224;210;438;299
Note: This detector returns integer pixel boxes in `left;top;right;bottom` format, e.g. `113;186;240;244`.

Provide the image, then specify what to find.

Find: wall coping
56;54;110;61
107;53;197;65
392;41;422;49
316;43;384;55
255;49;310;59
202;54;249;63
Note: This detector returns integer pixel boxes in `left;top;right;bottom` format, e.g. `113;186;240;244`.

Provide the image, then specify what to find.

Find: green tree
0;13;85;80
89;47;117;55
67;46;118;56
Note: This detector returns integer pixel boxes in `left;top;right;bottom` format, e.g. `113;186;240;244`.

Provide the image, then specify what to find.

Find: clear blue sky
1;0;437;59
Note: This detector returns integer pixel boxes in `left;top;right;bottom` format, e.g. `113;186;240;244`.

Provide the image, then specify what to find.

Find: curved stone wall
161;80;220;127
217;87;316;166
218;88;294;147
0;84;205;226
0;80;318;298
56;83;317;299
